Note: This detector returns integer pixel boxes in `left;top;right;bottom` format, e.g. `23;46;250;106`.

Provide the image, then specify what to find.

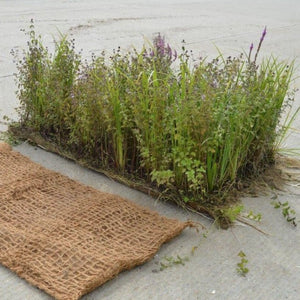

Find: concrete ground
0;0;299;299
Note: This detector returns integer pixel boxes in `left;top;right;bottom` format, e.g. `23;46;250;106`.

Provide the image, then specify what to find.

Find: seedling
272;200;297;227
191;246;198;255
159;255;189;271
236;251;249;276
246;210;262;222
221;205;244;223
0;128;21;146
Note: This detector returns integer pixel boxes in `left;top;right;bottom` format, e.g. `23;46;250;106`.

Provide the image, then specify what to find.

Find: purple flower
250;43;254;52
151;33;177;62
154;33;166;56
253;26;267;63
260;26;267;42
167;43;172;59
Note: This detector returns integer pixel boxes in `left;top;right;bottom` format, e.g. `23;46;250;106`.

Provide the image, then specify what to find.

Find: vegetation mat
10;23;297;219
0;142;191;300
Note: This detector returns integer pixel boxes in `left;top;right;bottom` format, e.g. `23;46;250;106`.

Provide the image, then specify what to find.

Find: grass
9;20;298;223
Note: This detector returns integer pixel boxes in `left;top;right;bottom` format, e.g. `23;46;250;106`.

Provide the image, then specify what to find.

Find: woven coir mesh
0;142;191;300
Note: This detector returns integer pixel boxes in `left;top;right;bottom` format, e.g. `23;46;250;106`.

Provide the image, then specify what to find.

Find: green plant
159;255;189;271
220;205;244;223
0;129;21;146
246;210;262;222
11;23;298;217
12;19;81;142
191;246;198;255
272;200;297;227
202;231;208;238
236;251;249;276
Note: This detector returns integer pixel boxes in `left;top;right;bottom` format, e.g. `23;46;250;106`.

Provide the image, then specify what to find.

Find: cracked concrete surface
0;0;299;299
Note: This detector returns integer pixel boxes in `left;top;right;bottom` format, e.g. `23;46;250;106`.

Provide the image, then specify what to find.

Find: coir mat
0;142;192;300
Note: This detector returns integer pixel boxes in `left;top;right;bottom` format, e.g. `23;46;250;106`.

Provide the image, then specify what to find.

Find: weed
159;255;189;271
219;205;244;224
272;200;297;227
0;131;21;146
0;120;21;146
236;251;249;276
246;210;262;222
202;232;208;239
191;246;198;255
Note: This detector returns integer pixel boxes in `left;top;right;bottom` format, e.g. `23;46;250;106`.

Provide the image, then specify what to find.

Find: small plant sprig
159;255;189;271
272;200;297;227
0;131;20;146
246;210;262;222
220;205;244;223
236;251;249;276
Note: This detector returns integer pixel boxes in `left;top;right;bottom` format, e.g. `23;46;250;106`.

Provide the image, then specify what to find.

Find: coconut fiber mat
0;142;191;300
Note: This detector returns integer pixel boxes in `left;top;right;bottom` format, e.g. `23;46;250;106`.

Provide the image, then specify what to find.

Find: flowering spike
248;43;254;63
260;26;267;42
153;33;167;57
173;49;177;61
167;43;172;59
254;26;267;63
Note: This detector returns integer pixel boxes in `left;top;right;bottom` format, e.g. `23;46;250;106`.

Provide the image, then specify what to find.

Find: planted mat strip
0;142;191;300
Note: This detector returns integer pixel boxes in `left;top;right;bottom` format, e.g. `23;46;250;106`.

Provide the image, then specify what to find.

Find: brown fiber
0;142;191;300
